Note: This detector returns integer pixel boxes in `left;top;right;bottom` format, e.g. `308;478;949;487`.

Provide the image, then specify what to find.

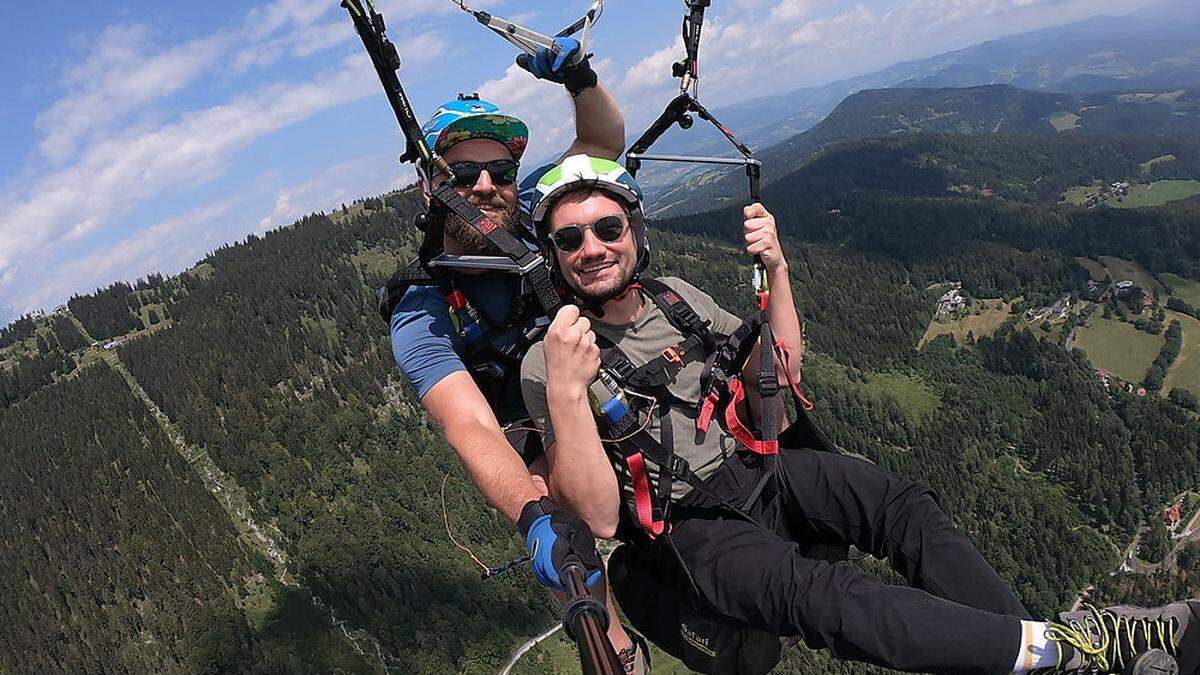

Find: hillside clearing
1140;154;1176;173
1073;316;1163;384
1049;111;1081;132
1161;273;1200;308
1163;309;1200;397
1062;183;1101;206
1075;257;1108;282
862;371;941;421
1096;256;1167;297
918;299;1011;348
1110;180;1200;209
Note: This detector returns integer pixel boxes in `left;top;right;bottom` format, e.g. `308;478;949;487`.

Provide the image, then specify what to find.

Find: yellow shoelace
1045;604;1179;672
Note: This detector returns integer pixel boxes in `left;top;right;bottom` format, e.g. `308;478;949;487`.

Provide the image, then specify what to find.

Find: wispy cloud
0;54;379;305
0;0;448;316
257;154;404;233
0;0;1163;319
38;199;244;310
36;25;226;163
613;0;1155;118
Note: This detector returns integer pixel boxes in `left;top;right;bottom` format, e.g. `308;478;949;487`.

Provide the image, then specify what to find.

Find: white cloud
233;18;355;72
0;0;459;317
36;25;227;163
613;0;1148;113
476;62;579;163
257;155;404;233
244;0;334;41
0;54;379;302
772;0;824;21
23;198;242;310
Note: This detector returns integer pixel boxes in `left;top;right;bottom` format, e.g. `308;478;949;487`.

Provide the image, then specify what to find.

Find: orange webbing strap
723;378;780;455
624;452;668;538
774;342;814;412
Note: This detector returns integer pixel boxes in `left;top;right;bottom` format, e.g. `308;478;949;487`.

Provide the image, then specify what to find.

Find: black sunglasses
445;159;520;187
549;214;628;253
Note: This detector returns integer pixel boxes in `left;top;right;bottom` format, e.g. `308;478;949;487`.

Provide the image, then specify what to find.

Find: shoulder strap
640;278;712;340
377;257;436;323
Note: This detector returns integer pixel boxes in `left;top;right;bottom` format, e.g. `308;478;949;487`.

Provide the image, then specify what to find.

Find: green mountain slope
633;0;1200;197
4;134;1200;671
651;86;1200;217
0;364;375;673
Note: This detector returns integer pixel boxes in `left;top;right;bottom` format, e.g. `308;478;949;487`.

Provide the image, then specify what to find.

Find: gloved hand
517;496;602;590
516;37;598;97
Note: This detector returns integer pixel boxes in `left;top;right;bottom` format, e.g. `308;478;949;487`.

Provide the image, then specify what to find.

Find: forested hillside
653;91;1200;216
634;0;1200;197
0;365;376;673
3;127;1200;671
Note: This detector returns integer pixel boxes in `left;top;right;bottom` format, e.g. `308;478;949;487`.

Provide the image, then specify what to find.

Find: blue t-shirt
389;164;554;424
390;272;535;425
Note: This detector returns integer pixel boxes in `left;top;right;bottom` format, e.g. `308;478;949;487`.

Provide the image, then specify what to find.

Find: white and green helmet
528;154;649;274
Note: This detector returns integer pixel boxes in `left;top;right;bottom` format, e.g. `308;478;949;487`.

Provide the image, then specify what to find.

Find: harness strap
756;319;780;446
624;452;668;538
723;378;779;455
377;258;434;322
775;342;814;411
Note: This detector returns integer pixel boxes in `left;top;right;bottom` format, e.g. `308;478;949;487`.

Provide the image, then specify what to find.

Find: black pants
666;447;1031;675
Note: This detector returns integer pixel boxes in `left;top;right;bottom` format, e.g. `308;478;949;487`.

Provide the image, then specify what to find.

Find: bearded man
387;42;648;672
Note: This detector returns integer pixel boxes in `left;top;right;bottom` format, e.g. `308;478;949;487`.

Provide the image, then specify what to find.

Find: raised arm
422;372;543;523
516;37;625;162
740;203;804;417
562;83;624;161
524;306;622;538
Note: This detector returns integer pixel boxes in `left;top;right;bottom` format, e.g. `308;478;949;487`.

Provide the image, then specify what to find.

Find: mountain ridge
632;0;1200;197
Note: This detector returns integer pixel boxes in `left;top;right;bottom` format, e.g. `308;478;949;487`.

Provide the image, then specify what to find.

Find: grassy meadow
1073;316;1164;384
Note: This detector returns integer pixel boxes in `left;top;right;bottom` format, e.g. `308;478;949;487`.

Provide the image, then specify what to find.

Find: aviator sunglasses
549;214;629;253
445;159;520;187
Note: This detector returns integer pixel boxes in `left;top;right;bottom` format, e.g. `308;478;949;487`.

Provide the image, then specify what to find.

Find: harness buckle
758;371;780;397
666;454;691;479
661;344;684;364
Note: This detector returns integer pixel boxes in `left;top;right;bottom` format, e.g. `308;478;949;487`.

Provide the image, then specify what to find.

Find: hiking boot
1122;649;1179;675
618;630;651;674
1043;602;1199;673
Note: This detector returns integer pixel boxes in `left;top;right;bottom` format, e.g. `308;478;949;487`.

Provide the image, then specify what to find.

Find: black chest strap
377;258;433;323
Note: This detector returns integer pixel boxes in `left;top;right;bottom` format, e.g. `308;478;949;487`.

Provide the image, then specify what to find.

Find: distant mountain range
632;0;1200;199
650;84;1200;216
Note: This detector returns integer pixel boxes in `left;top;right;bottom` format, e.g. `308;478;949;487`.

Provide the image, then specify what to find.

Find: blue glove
517;497;602;590
516;38;598;96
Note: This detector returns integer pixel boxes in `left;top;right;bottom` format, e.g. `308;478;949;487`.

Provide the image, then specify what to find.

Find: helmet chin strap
575;276;641;319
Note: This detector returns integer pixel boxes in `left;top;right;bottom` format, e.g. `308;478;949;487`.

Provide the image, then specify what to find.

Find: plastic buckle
606;357;636;382
667;454;691;478
662;344;684;364
758;372;780;397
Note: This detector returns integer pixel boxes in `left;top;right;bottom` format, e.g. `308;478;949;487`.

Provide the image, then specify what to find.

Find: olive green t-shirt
520;277;744;503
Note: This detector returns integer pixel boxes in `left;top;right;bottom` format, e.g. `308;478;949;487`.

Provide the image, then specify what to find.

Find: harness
587;279;813;540
344;0;563;322
377;259;547;425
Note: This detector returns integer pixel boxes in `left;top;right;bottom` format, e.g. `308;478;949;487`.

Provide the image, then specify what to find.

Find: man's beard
441;202;524;255
571;260;637;305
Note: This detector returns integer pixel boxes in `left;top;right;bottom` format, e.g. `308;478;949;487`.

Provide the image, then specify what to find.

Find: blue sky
0;0;1158;325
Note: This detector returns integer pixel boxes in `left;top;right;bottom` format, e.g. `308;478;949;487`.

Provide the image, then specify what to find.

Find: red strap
612;282;643;303
775;342;814;411
696;391;719;433
625;452;668;538
756;291;770;311
724;379;779;455
446;289;468;310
